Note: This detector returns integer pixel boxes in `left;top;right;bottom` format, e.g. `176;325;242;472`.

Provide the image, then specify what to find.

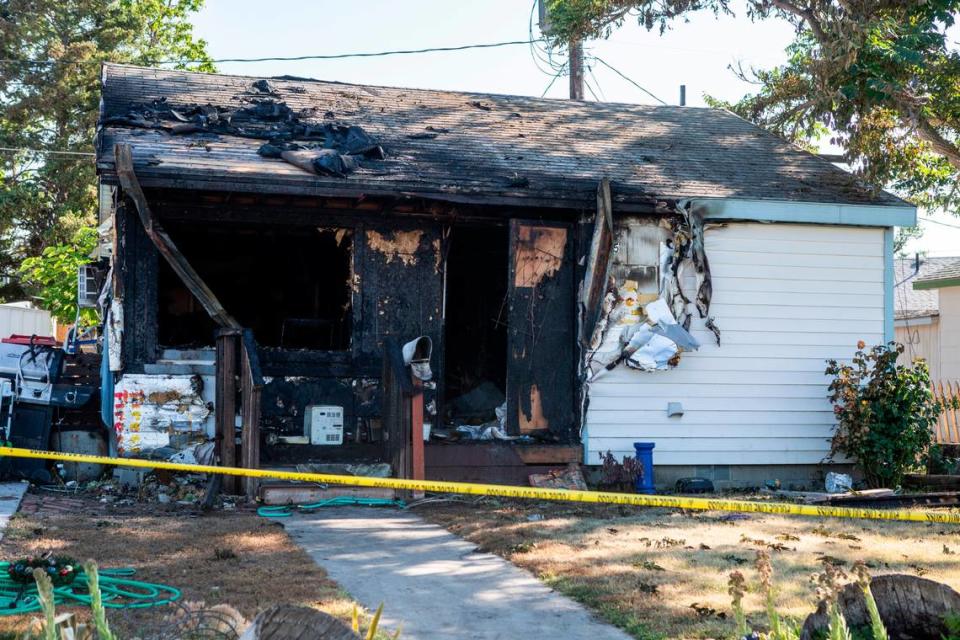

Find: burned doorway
442;225;509;427
157;221;353;350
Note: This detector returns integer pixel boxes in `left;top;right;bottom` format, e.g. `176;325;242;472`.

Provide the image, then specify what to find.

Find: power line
0;39;542;67
586;62;607;102
590;56;667;105
528;0;568;79
919;215;960;230
541;64;567;98
582;69;602;102
0;146;95;157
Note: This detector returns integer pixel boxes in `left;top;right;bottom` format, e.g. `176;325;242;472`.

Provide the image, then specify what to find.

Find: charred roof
97;63;907;210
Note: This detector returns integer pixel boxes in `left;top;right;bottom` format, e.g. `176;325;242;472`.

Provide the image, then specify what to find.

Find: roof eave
694;197;916;228
914;277;960;290
97;166;666;213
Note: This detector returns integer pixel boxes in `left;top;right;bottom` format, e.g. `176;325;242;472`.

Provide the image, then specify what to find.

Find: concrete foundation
650;464;858;491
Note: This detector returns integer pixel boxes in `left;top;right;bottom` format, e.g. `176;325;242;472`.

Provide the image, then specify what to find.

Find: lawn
0;491;392;638
419;498;960;640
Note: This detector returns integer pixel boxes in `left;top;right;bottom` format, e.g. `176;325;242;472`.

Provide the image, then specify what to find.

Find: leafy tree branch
544;0;960;214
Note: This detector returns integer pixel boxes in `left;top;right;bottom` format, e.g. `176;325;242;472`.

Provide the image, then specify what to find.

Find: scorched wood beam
114;143;240;329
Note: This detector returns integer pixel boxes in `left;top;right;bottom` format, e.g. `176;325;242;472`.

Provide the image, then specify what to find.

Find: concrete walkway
0;482;27;540
284;507;634;640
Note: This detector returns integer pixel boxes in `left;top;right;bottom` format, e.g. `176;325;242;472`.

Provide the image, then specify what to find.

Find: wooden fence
933;380;960;444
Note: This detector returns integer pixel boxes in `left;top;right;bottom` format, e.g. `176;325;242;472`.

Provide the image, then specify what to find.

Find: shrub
598;450;642;490
826;342;948;488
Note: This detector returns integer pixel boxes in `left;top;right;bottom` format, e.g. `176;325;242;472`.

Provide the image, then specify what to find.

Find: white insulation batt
111;374;212;456
584;221;885;466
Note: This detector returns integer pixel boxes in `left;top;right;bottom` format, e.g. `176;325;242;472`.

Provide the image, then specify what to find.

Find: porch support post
216;328;241;495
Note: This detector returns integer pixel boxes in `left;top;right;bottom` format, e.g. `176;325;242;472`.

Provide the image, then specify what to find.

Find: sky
190;0;960;257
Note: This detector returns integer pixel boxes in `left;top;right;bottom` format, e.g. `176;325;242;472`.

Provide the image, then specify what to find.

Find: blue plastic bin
633;442;655;494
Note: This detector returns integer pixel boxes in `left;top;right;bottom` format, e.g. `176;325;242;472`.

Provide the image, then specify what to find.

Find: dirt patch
419;498;960;640
0;491;357;637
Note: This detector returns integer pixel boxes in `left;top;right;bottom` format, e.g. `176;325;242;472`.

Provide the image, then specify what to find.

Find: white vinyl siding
941;288;960;381
584;222;885;466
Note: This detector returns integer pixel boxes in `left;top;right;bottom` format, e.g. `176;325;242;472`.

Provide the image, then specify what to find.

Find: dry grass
0;498;375;637
420;498;960;640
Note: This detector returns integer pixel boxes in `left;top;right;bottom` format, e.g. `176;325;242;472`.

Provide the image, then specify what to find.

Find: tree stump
800;574;960;640
239;605;359;640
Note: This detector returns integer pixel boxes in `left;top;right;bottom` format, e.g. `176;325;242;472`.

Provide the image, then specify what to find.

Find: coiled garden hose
257;496;405;518
0;564;180;615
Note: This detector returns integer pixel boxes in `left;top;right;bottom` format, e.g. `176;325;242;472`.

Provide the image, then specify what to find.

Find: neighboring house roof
96;63;910;211
914;259;960;291
895;256;959;319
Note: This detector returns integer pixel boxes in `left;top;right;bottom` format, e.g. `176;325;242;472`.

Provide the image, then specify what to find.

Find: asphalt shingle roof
895;256;960;318
96;63;910;210
914;259;960;290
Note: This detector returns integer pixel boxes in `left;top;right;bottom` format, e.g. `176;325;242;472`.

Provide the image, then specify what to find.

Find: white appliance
306;405;344;445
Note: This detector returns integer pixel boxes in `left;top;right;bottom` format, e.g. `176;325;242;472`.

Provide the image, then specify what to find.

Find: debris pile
55;468;235;510
104;79;385;178
433;382;536;442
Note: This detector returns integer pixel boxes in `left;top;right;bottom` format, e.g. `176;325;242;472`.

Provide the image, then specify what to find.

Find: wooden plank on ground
259;483;396;505
903;473;960;491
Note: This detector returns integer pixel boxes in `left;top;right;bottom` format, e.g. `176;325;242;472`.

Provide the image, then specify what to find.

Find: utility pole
539;0;583;100
569;38;584;100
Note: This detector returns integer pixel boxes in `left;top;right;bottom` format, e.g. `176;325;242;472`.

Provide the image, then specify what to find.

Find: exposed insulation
365;230;424;266
585;206;716;380
518;383;549;432
513;226;566;287
112;374;212;456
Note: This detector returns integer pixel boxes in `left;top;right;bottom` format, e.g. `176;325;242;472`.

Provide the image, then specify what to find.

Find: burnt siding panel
507;220;576;440
358;222;444;386
115;202;158;371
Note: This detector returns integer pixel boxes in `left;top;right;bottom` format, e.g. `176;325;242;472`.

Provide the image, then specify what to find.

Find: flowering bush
826;341;947;488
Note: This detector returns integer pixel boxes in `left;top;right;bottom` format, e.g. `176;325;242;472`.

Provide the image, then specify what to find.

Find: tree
0;0;213;303
543;1;960;216
18;226;98;324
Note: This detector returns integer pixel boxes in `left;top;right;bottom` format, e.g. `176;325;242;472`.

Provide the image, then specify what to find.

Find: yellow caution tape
1;446;958;524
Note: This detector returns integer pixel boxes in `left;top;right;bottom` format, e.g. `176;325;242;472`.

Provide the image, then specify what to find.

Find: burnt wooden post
240;330;263;501
382;337;418;499
411;378;425;496
215;328;241;495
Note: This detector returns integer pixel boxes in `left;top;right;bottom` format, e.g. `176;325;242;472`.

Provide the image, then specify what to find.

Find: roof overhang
914;277;960;290
895;314;938;327
693;197;916;228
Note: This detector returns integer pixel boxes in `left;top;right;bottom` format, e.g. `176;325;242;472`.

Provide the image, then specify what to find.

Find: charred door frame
506;219;577;440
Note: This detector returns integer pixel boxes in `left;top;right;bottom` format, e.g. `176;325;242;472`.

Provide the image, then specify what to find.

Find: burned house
95;64;914;489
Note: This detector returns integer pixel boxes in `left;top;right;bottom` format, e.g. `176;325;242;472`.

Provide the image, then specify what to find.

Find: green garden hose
0;564;180;615
257;496;405;518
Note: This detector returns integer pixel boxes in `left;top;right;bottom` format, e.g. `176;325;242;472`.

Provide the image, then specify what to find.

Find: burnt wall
115;189;585;463
114;202;158;372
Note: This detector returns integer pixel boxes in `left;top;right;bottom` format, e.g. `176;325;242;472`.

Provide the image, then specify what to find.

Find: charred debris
104;79;385;178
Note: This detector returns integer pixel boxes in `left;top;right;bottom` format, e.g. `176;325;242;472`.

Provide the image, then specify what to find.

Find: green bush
826;342;948;488
18;227;98;325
